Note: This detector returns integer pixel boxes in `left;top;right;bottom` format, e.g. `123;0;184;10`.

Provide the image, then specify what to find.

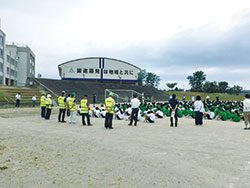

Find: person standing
169;94;179;127
15;92;21;107
68;92;77;124
128;93;140;126
194;95;204;125
40;92;46;118
243;94;250;130
66;94;71;117
104;93;115;129
58;91;67;123
191;96;195;102
45;94;52;120
80;95;93;126
32;95;36;107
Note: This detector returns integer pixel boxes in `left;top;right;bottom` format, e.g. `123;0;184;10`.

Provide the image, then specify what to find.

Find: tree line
186;70;243;95
138;69;243;95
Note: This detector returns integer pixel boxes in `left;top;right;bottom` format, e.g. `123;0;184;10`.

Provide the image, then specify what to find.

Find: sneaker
128;124;132;126
244;127;248;130
109;127;113;129
61;121;66;123
88;124;93;126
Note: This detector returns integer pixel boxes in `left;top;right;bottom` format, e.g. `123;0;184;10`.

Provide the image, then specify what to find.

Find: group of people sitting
85;97;244;123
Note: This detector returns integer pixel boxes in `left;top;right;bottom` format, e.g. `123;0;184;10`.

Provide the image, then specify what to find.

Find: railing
32;78;59;98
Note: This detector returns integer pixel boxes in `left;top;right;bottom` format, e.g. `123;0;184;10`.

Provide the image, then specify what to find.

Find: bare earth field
0;107;250;188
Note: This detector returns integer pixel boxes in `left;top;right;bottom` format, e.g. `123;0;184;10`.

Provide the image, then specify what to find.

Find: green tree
227;85;243;95
145;72;161;88
218;81;229;93
138;69;147;86
202;81;218;93
166;83;178;90
187;70;206;92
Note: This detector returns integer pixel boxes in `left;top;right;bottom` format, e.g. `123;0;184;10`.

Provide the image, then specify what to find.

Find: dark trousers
130;108;139;125
58;109;66;122
45;109;52;120
82;113;90;125
170;110;178;126
195;111;203;125
41;107;46;118
32;101;36;107
15;99;20;107
105;113;113;128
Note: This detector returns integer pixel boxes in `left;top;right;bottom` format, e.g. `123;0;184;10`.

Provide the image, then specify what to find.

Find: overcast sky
1;0;250;90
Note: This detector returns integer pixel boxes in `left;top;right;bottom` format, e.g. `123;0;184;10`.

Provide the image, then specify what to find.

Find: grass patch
166;91;244;101
0;166;8;170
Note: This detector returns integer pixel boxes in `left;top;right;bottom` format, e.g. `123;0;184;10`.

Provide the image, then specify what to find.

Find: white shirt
101;110;106;117
243;98;250;112
94;109;100;117
125;107;132;115
208;111;215;119
131;98;140;108
191;96;195;102
32;96;36;101
156;110;164;117
116;111;124;119
194;101;204;113
147;113;155;122
15;94;21;100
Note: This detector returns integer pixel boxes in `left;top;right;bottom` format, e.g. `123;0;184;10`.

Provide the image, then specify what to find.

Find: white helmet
47;94;51;98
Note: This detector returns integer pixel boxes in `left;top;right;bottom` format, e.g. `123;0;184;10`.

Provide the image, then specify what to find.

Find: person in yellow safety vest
58;91;67;123
80;95;93;126
104;92;115;129
40;92;46;118
45;94;52;120
68;92;77;124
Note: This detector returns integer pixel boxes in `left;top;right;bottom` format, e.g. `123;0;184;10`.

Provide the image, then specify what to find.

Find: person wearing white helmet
45;94;53;120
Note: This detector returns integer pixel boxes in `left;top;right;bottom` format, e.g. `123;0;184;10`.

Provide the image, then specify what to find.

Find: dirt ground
0;107;250;188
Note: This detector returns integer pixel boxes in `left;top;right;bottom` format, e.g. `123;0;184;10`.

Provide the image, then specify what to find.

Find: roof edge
58;57;141;70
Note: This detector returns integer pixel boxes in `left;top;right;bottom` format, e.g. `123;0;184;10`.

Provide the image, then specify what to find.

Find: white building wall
17;52;28;86
59;58;140;81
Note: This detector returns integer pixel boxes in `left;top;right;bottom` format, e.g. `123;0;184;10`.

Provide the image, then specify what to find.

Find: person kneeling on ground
155;108;164;118
145;110;155;123
115;108;124;120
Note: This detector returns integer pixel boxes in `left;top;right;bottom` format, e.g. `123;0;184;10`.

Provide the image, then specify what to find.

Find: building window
10;69;15;77
0;36;3;46
83;69;88;73
89;68;94;74
0;49;3;59
77;68;82;73
7;67;10;74
0;76;3;85
0;62;3;72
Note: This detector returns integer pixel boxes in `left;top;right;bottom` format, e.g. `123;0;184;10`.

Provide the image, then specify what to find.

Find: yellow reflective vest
40;96;46;107
45;98;52;109
80;99;89;114
58;96;66;109
105;97;115;114
68;97;76;111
